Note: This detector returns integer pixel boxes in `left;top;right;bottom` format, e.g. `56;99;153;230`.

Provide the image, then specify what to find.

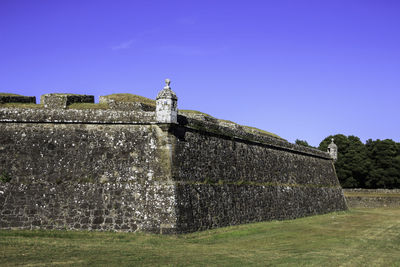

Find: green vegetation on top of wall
67;103;109;110
179;109;215;118
179;109;283;139
217;118;238;124
0;93;23;96
241;125;283;139
102;93;156;107
0;92;291;141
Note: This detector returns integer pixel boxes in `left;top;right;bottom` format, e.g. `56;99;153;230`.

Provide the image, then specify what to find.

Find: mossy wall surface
175;185;346;232
171;125;347;233
0;106;347;234
0;121;176;233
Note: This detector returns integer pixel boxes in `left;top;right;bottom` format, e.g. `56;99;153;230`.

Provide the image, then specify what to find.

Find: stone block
32;220;41;226
99;96;154;111
0;95;36;104
104;217;113;224
41;93;94;109
93;216;104;224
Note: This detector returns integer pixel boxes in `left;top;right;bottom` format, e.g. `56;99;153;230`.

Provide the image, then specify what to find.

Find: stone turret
327;138;338;161
156;79;178;124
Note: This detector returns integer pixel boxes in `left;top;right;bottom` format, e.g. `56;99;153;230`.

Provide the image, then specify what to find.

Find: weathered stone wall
171;122;347;233
99;96;155;111
0;101;347;234
0;107;154;124
343;189;400;208
0;120;176;233
0;183;175;232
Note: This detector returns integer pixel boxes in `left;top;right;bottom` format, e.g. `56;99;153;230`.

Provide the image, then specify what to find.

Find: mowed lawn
1;208;399;266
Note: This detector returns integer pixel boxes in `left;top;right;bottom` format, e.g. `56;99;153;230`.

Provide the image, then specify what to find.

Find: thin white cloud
176;17;196;25
157;45;230;56
111;40;135;51
158;45;204;56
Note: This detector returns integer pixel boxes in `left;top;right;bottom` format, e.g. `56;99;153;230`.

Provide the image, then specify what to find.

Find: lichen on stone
0;103;43;109
68;103;109;110
100;93;156;106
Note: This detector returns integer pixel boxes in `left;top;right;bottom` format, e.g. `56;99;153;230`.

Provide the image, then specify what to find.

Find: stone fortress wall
0;81;347;234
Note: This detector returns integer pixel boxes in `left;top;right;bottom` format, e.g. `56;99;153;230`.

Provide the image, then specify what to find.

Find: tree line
296;135;400;189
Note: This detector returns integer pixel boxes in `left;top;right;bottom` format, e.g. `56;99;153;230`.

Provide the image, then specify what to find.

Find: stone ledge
0;107;332;159
177;115;331;160
99;96;155;111
0;108;155;124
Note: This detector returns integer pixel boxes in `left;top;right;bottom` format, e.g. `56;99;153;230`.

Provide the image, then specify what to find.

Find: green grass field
1;208;399;266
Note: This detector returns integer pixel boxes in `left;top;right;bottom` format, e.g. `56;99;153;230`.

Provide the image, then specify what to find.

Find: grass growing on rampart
241;125;283;139
68;103;109;110
102;93;156;107
0;208;399;266
0;93;282;139
0;93;22;96
179;109;283;139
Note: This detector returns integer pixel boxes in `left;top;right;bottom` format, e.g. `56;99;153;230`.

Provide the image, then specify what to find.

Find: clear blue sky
1;0;399;146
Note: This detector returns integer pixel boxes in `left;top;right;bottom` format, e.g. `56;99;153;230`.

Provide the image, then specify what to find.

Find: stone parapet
0;95;36;104
99;96;155;111
0;107;155;124
177;114;331;160
41;94;94;109
0;106;330;159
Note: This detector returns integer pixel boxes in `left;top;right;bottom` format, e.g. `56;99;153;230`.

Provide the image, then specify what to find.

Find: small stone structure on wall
0;80;347;234
327;139;338;161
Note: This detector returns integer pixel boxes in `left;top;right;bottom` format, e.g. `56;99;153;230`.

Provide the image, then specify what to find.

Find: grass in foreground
0;208;399;266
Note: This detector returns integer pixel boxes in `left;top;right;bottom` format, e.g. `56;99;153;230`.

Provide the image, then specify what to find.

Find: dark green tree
295;139;312;148
365;139;400;188
319;134;369;188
